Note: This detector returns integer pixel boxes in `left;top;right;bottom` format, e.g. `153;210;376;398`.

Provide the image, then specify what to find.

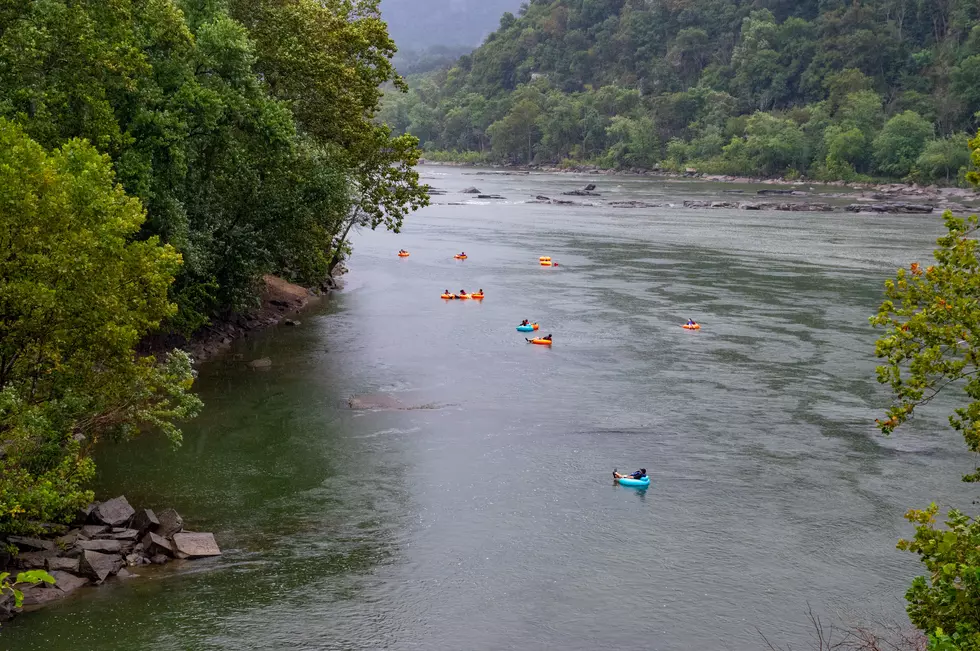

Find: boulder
461;187;481;193
171;532;222;559
93;496;135;527
130;509;159;536
757;189;794;195
51;571;88;596
79;550;123;583
56;529;83;547
116;568;137;579
149;554;170;565
845;202;933;214
6;535;56;552
76;539;124;554
248;357;272;369
476;194;506;199
155;508;183;537
81;524;109;538
108;528;139;541
16;551;54;569
284;319;300;326
141;532;174;557
19;584;64;607
46;557;80;573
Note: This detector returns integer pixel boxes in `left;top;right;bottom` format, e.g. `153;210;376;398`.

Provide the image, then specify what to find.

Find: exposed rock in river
845;202;934;214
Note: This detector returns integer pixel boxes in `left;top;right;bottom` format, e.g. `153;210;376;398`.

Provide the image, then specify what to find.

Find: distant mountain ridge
379;0;523;50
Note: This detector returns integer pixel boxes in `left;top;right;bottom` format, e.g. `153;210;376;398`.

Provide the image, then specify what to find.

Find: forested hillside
381;0;980;183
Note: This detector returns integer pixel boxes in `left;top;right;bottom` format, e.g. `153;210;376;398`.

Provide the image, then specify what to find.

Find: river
3;167;975;650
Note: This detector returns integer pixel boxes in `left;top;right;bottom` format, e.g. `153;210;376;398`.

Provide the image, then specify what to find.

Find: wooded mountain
380;0;523;49
381;0;980;183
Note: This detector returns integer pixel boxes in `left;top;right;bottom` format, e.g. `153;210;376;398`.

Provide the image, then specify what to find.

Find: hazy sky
379;0;523;50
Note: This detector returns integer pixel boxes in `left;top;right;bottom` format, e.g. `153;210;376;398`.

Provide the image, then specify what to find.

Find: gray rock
79;550;123;583
248;357;272;369
116;568;137;579
93;496;135;527
109;528;139;541
284;319;300;326
845;202;933;214
19;584;64;606
155;508;183;537
149;554;170;565
7;535;56;552
80;524;109;538
46;557;80;573
141;532;174;557
76;539;124;554
476;194;505;199
51;571;88;595
56;529;83;547
16;551;54;569
461;186;481;193
172;532;221;559
130;509;159;536
739;202;761;210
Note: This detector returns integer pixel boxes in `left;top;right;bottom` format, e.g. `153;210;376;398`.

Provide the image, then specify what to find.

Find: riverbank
421;159;980;213
425;161;980;214
139;272;342;365
0;496;220;624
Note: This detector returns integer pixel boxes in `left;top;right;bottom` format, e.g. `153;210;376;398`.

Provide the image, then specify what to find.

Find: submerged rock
248;357;272;369
172;532;222;559
50;571;88;595
461;186;481;193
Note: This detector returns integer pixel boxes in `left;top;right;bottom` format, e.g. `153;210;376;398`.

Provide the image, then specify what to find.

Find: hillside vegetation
381;0;980;183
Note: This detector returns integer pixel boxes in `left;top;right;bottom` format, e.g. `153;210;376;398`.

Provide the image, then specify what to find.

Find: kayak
682;323;701;330
616;476;650;488
529;338;552;345
458;293;471;299
398;252;410;257
441;294;456;299
471;294;485;299
454;255;467;259
516;324;536;332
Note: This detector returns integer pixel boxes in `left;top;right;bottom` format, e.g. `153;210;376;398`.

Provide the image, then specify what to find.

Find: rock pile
0;496;220;622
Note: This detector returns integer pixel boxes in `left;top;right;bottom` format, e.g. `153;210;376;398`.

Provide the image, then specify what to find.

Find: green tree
488;98;542;163
916;136;971;184
871;209;980;650
873;111;934;178
0;120;201;533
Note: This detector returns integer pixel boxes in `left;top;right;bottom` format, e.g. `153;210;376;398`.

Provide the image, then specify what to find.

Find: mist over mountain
380;0;523;50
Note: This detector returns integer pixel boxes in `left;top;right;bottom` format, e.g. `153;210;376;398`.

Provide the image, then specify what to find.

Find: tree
488;99;542;163
873;111;933;178
916;136;971;184
871;209;980;650
0;120;201;533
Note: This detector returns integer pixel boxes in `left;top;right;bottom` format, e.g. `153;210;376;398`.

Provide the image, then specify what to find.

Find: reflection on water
3;167;973;650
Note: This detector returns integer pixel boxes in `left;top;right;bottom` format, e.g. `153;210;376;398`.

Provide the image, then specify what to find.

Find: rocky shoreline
423;159;979;214
1;496;220;624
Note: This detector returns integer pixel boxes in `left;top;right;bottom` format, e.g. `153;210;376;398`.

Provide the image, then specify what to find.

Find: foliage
897;505;980;651
872;204;980;648
0;0;423;535
871;212;980;482
0;119;201;533
383;0;980;182
0;570;56;611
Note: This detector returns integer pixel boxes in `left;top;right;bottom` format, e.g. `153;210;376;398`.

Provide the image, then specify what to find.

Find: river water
4;168;976;650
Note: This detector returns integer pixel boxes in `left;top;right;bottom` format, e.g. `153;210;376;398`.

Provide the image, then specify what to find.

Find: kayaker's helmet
640;468;646;474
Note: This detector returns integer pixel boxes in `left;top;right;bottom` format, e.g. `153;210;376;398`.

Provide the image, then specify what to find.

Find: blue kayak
616;476;650;488
516;324;536;332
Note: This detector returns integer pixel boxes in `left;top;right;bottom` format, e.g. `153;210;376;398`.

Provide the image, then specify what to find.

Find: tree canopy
383;0;980;183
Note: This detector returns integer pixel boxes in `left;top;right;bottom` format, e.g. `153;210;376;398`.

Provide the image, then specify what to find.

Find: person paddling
520;319;530;326
686;318;698;326
525;334;552;342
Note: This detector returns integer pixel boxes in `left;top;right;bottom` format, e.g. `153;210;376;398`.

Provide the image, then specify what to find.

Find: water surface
4;168;974;650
